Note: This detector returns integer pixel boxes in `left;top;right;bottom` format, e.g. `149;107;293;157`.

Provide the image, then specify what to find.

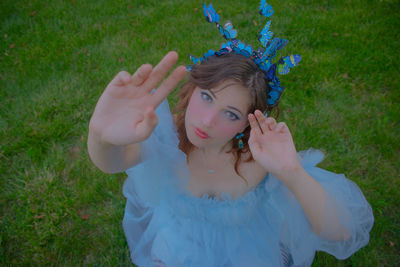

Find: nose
201;108;218;128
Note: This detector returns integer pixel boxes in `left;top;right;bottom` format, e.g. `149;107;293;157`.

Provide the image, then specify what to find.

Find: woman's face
185;80;252;150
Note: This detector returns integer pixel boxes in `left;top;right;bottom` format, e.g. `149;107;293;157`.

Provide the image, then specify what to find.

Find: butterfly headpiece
187;1;301;107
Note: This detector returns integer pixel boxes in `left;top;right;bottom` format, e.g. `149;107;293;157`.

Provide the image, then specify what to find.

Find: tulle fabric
123;100;373;267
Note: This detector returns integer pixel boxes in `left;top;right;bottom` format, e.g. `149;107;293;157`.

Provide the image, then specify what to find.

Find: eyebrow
209;90;217;99
209;82;237;98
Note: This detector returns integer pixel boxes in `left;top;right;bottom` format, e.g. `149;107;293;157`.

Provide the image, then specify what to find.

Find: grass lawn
1;0;399;266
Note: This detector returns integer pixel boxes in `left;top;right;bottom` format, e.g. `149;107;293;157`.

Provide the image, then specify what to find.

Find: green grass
1;0;399;266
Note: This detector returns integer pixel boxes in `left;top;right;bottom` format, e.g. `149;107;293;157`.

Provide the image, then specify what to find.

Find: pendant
208;169;215;174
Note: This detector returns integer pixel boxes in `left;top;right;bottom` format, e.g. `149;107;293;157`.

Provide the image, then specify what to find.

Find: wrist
273;161;305;186
88;128;112;148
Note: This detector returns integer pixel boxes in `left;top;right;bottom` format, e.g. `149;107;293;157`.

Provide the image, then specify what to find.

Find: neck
195;143;233;175
198;142;232;157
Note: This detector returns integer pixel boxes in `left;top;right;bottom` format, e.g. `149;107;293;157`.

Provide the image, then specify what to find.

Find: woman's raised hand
89;52;186;146
248;110;301;178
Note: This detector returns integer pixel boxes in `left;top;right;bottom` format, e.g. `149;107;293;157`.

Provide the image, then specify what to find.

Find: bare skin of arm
87;52;186;173
248;111;349;240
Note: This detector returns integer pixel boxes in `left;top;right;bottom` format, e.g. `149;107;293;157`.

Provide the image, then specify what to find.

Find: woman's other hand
89;51;186;146
248;110;301;179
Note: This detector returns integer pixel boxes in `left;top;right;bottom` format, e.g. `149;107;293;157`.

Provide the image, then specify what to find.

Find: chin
185;125;204;148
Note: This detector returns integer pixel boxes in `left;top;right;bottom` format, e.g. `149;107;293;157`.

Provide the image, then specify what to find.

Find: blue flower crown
187;0;301;107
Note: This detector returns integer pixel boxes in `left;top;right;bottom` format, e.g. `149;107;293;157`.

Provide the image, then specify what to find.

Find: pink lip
194;127;209;139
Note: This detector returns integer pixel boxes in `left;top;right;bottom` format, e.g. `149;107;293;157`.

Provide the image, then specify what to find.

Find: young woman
87;51;373;266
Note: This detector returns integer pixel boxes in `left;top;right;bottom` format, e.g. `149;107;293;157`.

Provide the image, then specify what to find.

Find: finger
265;117;277;131
110;71;132;86
248;113;262;135
254;110;269;133
135;107;158;140
131;64;153;87
248;128;262;155
143;51;179;93
151;65;187;107
275;122;287;133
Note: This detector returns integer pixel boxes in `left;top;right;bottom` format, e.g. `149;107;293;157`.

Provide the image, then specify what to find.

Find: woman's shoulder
220;152;268;198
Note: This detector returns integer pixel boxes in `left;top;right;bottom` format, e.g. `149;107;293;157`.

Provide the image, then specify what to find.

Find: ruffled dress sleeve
122;99;190;266
265;149;374;266
124;98;189;206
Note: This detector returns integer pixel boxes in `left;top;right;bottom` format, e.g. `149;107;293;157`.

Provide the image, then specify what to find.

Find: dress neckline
182;174;269;203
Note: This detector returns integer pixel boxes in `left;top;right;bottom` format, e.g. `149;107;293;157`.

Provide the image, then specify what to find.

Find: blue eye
200;92;213;102
225;110;240;121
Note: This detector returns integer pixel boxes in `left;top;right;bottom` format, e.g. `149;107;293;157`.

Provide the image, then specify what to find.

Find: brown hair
173;52;279;180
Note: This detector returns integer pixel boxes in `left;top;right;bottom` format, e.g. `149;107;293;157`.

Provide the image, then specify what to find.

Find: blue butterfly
217;21;237;40
277;55;302;74
258;21;273;47
266;64;277;81
259;0;274;17
252;47;265;60
262;38;288;60
257;60;272;72
189;55;203;65
233;41;253;57
203;3;220;23
267;83;283;106
266;64;280;86
227;38;240;48
215;47;231;56
220;42;233;51
267;87;283;105
189;49;216;66
203;49;216;60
